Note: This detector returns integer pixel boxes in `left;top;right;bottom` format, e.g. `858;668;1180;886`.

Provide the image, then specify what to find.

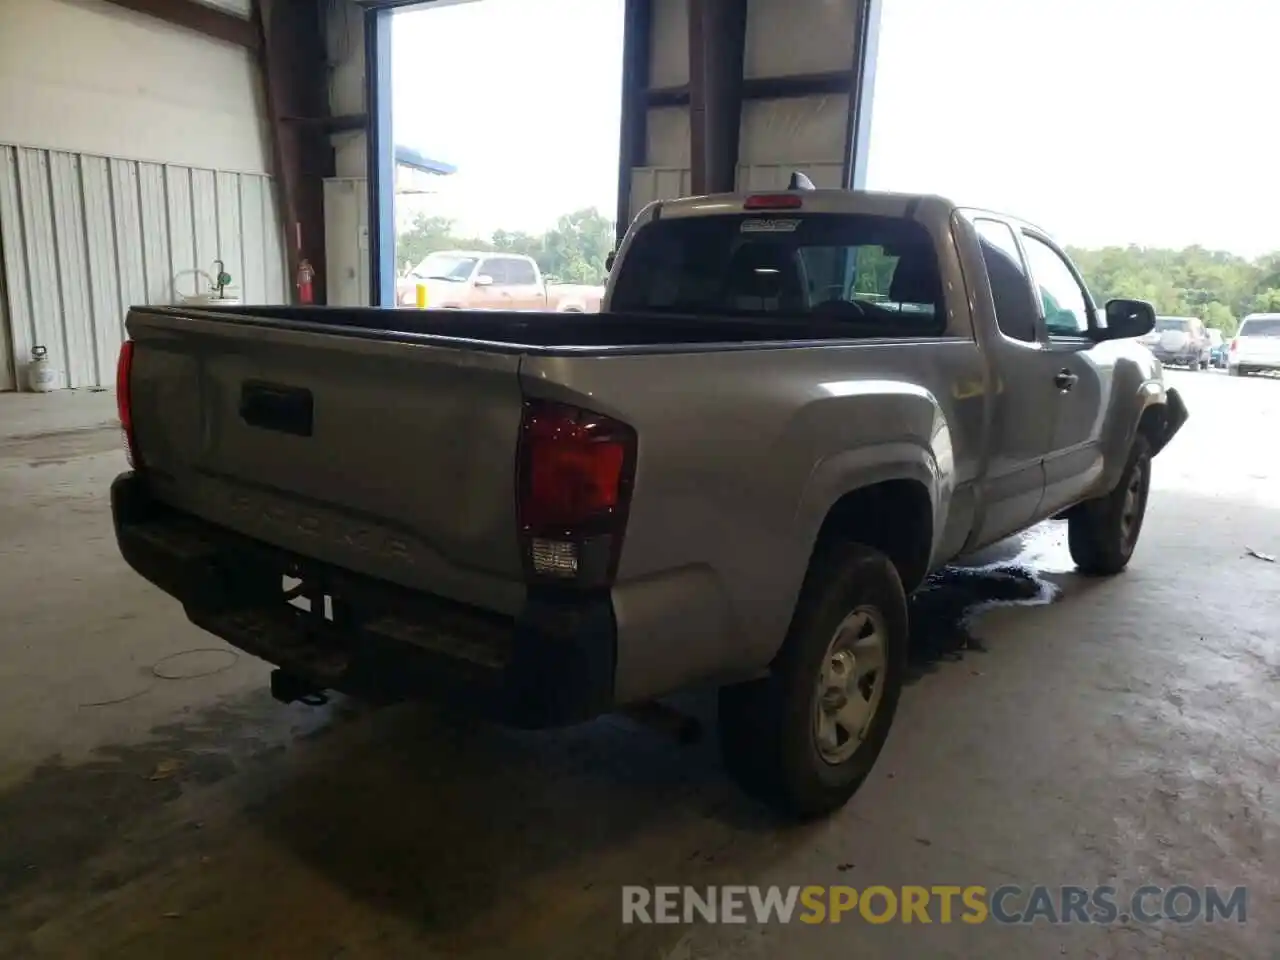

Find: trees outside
395;209;1279;332
396;208;615;285
1067;245;1280;337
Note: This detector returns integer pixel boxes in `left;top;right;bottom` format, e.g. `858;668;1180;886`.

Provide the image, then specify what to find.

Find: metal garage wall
0;0;270;175
738;0;860;190
625;0;879;221
0;145;288;391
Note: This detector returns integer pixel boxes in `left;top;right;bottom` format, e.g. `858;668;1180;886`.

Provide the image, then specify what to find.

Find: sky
392;0;1279;255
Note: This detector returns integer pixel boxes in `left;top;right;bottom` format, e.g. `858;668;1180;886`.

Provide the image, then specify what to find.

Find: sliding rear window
610;213;945;337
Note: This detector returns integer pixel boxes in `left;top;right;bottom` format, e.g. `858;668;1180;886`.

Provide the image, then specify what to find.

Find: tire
1229;366;1242;377
718;542;908;820
1068;434;1152;576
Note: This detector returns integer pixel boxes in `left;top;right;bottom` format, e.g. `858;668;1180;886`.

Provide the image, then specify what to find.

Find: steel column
366;8;397;307
255;0;331;303
687;0;746;196
615;0;653;243
844;0;883;189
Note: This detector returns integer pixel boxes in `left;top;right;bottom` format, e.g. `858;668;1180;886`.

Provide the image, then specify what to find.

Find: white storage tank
27;345;57;392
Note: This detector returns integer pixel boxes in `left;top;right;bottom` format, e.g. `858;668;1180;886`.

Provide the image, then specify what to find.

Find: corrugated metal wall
0;144;287;391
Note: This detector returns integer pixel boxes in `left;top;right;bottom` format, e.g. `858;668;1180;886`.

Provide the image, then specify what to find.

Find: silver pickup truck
111;186;1186;819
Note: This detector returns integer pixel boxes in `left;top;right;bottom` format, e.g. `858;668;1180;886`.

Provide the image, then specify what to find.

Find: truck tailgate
126;309;527;615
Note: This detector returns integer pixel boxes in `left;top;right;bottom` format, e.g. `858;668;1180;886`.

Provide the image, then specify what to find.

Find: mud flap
1151;387;1188;455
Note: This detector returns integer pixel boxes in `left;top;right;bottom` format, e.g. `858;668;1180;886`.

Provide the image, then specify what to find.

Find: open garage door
358;0;623;309
357;0;882;301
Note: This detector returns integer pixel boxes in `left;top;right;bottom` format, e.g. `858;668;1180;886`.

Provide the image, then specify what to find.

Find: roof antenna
788;171;816;191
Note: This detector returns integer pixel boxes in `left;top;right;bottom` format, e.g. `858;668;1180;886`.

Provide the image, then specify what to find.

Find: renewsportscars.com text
622;884;1248;926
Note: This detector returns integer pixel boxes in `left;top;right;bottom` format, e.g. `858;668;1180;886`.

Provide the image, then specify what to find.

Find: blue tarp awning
394;145;456;176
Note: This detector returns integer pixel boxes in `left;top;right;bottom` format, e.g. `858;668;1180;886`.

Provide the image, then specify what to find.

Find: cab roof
642;189;1051;239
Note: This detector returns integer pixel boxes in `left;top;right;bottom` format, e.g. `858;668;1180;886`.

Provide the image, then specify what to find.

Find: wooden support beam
102;0;259;48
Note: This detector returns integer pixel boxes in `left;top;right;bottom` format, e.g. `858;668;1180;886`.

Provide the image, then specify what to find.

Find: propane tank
27;345;56;392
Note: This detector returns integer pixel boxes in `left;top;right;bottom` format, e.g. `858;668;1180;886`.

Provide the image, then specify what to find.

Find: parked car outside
395;251;604;313
1228;313;1280;376
1207;328;1228;368
1148;315;1210;370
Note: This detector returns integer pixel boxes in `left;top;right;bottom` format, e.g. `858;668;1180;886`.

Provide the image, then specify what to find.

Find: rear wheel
718;543;908;820
1068;434;1152;575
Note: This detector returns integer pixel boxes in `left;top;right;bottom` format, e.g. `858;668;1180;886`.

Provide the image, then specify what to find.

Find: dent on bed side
610;563;735;704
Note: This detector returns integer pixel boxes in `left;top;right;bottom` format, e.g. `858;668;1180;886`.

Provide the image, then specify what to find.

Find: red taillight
1230;338;1238;353
744;193;803;210
517;399;636;584
116;340;141;468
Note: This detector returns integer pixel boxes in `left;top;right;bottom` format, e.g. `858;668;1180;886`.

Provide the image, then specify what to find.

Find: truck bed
156;304;937;351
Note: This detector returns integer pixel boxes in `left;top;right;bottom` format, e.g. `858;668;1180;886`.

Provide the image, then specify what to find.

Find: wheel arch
806;474;937;596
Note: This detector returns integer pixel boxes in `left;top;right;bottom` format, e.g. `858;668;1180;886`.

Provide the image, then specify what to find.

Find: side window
478;259;509;285
506;258;537;285
974;219;1037;343
1021;234;1091;337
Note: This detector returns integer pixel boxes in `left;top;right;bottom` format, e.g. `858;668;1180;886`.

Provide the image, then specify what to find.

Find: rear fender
794;441;948;581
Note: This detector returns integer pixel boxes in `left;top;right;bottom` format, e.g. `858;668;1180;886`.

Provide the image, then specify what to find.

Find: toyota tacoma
111;184;1186;819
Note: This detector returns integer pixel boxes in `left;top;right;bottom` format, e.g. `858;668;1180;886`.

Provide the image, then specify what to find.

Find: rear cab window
1239;316;1280;337
609;213;946;338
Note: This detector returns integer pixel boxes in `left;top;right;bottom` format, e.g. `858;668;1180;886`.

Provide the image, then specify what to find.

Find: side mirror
605;251;616;272
1098;298;1156;341
473;274;494;287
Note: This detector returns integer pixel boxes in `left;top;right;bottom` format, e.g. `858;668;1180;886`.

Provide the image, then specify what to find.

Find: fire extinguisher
296;258;315;305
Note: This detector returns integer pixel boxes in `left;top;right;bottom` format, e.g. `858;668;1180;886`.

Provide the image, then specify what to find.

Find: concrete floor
1;371;1276;959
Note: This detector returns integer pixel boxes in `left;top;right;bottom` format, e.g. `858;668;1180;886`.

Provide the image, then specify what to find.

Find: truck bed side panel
522;339;986;702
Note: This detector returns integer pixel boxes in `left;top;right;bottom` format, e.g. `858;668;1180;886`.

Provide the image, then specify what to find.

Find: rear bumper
1152;349;1202;365
111;472;616;728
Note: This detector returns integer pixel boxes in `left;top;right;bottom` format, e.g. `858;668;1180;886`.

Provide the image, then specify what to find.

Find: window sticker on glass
741;218;801;234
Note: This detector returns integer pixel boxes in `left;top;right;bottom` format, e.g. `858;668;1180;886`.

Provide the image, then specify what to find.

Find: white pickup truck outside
396;250;604;312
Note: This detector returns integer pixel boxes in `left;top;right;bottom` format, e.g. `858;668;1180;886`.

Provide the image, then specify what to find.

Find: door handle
240;381;313;437
1054;369;1078;391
